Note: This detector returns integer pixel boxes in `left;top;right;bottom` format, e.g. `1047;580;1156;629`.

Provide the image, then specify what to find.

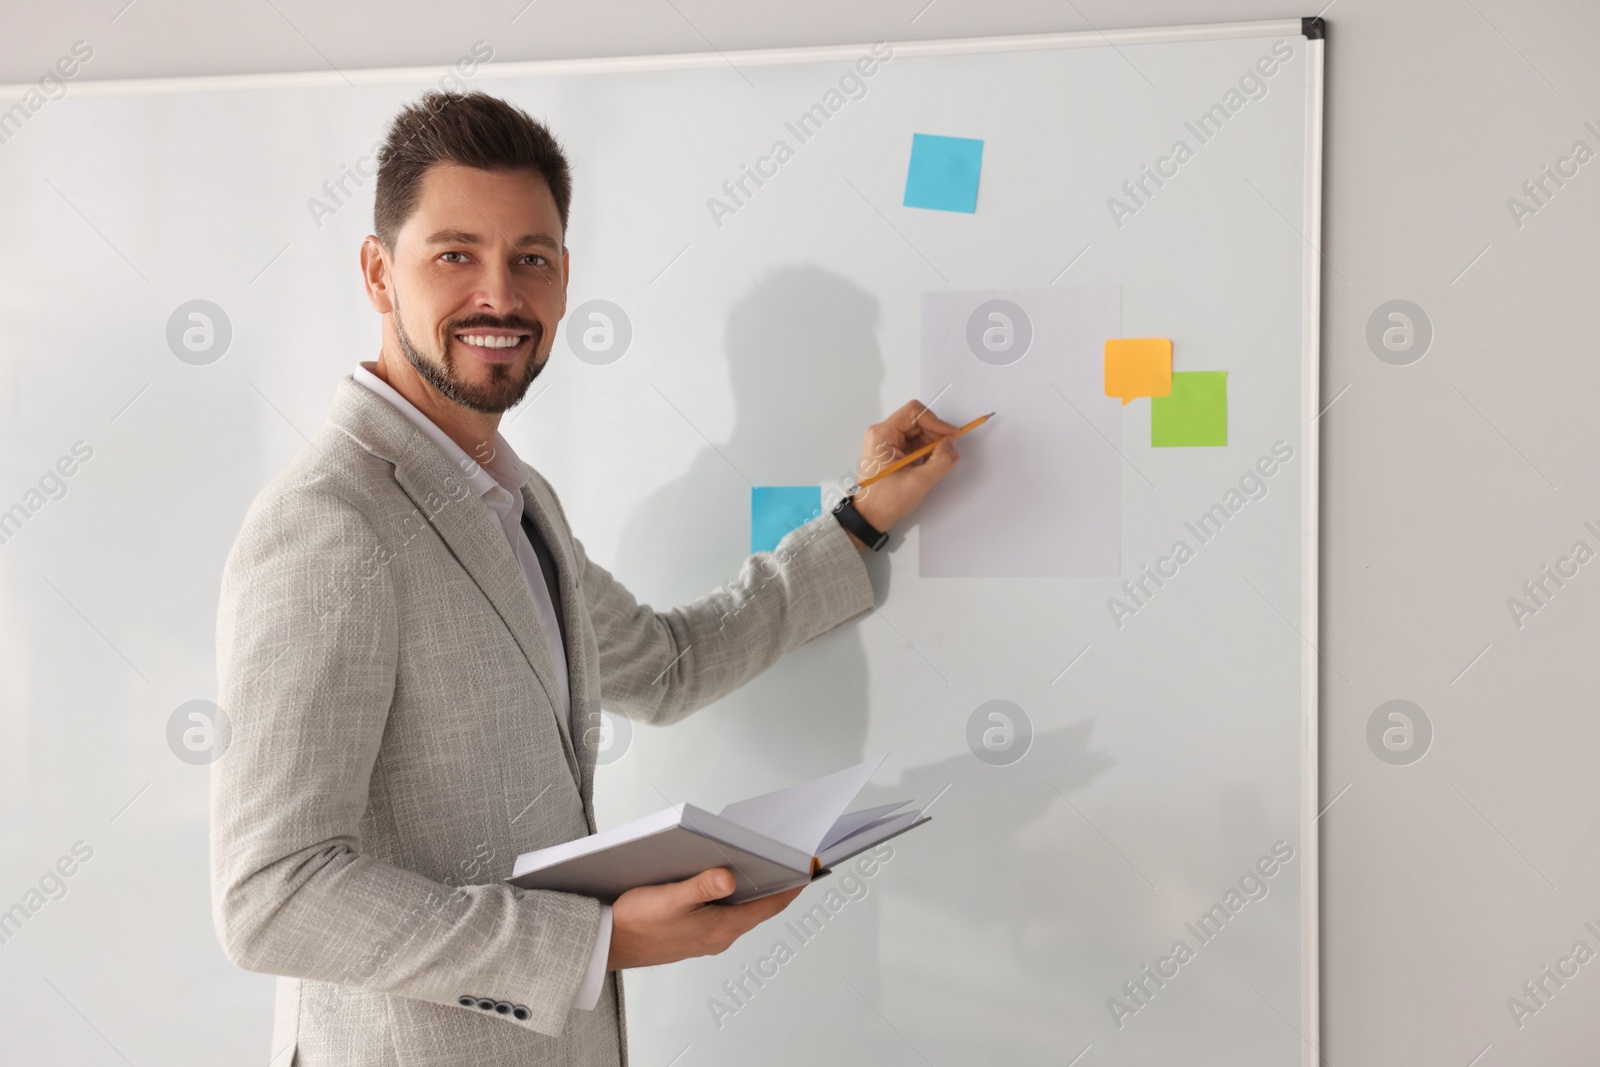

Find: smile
454;333;528;349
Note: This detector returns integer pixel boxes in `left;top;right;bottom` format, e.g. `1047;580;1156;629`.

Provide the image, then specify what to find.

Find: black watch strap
831;494;889;550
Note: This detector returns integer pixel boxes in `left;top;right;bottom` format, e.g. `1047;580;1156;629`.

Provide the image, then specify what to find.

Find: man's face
381;162;568;414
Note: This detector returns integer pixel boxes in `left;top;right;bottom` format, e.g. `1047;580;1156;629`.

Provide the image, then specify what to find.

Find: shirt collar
352;362;529;507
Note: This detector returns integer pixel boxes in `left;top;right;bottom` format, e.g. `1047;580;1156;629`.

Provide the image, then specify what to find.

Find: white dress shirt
354;363;612;1013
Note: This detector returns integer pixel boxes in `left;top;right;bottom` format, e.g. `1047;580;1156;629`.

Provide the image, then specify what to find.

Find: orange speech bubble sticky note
1104;338;1173;406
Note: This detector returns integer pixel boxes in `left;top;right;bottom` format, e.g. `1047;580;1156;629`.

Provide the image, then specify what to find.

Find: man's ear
361;235;394;315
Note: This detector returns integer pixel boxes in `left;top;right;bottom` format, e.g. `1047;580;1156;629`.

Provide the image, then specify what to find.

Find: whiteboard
0;18;1322;1066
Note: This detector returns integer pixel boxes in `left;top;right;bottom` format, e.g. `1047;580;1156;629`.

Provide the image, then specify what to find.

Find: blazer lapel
519;477;598;824
330;377;581;786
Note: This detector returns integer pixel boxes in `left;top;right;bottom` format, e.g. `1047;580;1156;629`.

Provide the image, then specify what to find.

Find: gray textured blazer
210;375;874;1066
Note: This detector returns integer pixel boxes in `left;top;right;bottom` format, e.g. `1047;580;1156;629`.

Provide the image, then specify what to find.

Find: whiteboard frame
5;18;1324;1061
4;20;1316;98
1300;28;1326;1067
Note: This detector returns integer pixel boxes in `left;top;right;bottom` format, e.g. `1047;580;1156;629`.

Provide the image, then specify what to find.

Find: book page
820;800;915;852
817;811;929;870
716;752;888;854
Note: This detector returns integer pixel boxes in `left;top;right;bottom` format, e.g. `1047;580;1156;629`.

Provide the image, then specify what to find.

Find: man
211;90;959;1067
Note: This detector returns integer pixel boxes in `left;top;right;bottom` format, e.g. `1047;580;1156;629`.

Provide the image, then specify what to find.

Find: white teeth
457;334;524;349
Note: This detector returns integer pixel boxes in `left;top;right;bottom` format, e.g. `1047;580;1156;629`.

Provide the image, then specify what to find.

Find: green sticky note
1151;371;1227;447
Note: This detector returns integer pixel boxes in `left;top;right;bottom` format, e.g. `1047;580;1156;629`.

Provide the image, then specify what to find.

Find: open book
507;754;929;904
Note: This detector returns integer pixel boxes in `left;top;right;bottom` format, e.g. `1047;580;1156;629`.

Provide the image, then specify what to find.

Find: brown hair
373;90;573;250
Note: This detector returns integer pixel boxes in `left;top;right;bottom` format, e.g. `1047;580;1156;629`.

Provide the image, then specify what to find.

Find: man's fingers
732;886;804;925
694;885;802;955
690;868;736;903
868;427;908;461
901;426;949;454
882;399;926;427
904;436;959;485
869;413;952;463
885;399;960;437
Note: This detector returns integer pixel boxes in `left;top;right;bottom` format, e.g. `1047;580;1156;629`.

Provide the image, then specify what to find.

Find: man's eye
522;254;547;266
441;252;467;263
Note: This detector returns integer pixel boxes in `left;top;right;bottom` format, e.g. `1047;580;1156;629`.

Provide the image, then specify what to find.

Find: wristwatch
831;494;889;551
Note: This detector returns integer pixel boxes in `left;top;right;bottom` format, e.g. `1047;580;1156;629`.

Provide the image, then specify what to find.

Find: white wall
7;1;1598;1062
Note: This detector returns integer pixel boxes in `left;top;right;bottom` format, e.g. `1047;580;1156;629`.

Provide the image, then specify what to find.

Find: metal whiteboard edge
0;18;1309;99
1301;32;1326;1067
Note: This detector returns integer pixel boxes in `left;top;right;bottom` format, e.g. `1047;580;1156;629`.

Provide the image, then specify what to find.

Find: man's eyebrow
424;229;562;250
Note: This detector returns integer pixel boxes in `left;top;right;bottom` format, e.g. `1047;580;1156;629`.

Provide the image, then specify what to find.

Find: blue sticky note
751;486;822;554
903;133;985;213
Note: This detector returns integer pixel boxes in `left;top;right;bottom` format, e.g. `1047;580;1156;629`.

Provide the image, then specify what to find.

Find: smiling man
210;90;960;1067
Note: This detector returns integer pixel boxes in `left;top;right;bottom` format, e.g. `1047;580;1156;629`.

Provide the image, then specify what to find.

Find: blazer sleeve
210;485;600;1038
568;503;877;727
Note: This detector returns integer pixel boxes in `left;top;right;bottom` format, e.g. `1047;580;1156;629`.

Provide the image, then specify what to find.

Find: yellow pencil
858;413;994;487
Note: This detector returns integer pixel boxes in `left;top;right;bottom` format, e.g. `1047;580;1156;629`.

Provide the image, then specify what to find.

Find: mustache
447;318;542;340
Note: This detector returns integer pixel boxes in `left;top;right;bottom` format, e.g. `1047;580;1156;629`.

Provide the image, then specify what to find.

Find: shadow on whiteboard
612;264;884;1064
611;264;1116;1063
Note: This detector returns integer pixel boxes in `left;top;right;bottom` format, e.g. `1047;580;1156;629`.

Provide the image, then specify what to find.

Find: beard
392;286;545;414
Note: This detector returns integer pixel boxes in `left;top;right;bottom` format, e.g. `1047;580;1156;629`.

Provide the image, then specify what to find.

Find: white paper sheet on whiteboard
917;286;1122;578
